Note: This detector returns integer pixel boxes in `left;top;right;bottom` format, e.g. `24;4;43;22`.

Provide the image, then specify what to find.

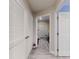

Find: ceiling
27;0;63;14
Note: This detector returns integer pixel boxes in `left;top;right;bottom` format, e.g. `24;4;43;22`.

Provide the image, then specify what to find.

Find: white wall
38;21;49;38
9;0;33;59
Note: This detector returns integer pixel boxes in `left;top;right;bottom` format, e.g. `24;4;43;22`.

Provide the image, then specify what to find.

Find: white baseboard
49;50;58;56
49;50;55;55
58;51;70;56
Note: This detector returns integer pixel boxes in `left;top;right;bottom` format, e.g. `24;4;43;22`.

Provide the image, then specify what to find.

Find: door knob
25;36;29;39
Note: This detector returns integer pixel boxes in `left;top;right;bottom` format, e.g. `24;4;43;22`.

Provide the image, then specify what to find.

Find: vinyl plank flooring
28;39;70;59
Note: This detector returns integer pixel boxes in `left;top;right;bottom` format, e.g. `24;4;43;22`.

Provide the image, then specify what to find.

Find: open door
49;13;58;56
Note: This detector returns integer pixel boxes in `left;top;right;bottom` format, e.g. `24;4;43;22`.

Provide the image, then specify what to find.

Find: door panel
24;10;33;53
10;38;30;59
9;48;14;59
9;0;33;59
49;13;57;56
58;12;70;56
13;40;26;59
13;0;24;41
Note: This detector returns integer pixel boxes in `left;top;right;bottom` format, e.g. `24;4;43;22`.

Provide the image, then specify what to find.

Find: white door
24;10;33;58
58;12;70;56
49;13;57;56
10;0;27;59
9;0;33;59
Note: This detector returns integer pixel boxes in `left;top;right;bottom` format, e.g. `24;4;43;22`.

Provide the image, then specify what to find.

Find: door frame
36;13;51;48
35;13;58;56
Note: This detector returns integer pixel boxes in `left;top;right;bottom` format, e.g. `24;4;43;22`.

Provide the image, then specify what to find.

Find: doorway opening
33;13;58;56
35;14;51;53
37;16;50;51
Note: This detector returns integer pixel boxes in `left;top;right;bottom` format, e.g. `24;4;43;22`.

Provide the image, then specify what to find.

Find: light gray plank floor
28;39;70;59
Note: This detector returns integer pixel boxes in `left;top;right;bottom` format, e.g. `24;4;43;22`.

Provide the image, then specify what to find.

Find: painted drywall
9;0;33;59
38;21;49;38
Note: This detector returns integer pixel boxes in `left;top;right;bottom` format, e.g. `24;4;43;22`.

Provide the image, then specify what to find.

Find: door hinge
57;49;59;52
57;32;59;35
57;15;59;20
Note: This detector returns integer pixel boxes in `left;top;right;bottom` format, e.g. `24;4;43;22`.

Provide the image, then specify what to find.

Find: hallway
28;39;70;59
9;0;70;59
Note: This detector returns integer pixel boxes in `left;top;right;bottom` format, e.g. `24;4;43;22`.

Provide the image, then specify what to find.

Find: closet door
24;10;33;56
10;0;33;59
58;12;70;56
9;0;27;59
